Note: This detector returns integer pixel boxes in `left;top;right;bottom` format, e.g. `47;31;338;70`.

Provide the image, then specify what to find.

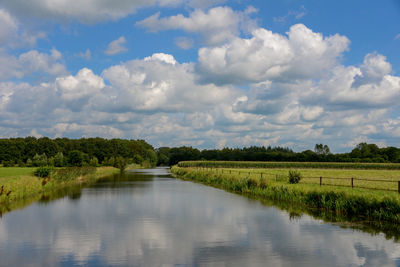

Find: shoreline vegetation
0;166;119;215
171;162;400;226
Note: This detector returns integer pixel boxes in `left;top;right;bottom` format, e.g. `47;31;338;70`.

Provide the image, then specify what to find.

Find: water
0;167;399;266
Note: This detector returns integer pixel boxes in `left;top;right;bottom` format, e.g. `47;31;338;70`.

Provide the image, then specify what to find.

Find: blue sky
0;0;399;152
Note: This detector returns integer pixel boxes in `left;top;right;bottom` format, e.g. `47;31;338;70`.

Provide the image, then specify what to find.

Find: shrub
2;160;14;167
33;153;48;167
288;170;302;184
246;177;259;188
34;166;52;178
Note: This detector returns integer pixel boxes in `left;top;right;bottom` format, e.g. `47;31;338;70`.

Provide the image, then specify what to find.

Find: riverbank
0;166;119;214
171;166;400;224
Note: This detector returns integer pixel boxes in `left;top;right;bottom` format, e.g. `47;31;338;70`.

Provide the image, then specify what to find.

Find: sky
0;0;399;152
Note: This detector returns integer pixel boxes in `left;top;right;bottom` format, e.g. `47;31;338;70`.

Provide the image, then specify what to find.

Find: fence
185;166;400;193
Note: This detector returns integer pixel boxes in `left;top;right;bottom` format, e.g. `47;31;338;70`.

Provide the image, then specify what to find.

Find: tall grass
171;166;400;224
0;166;118;214
178;160;400;170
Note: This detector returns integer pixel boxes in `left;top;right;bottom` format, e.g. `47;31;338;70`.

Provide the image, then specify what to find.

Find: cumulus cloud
105;36;128;55
136;6;257;45
197;24;349;85
0;48;67;81
0;20;399;151
98;53;238;113
56;68;105;101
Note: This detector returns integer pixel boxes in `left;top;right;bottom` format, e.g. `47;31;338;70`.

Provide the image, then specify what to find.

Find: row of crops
177;161;400;170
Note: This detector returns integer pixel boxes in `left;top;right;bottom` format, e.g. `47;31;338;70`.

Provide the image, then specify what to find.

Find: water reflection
0;167;399;266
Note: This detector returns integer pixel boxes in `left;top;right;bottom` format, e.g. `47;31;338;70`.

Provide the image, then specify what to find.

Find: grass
188;167;400;192
171;166;400;224
0;166;119;214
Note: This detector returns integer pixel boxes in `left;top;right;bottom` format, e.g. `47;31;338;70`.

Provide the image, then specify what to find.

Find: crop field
177;161;400;170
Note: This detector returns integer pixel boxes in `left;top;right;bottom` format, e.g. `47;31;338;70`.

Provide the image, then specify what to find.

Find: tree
32;153;48;166
314;144;331;156
54;152;66;167
114;156;127;172
68;150;85;166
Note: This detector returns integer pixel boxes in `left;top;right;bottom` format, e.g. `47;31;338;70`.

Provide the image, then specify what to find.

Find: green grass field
0;166;119;214
204;167;400;192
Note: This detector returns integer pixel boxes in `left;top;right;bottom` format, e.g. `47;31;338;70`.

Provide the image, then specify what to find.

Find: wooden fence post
398;181;400;194
320;176;322;186
351;178;354;188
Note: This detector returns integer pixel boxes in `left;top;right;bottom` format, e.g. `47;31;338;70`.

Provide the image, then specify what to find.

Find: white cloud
0;48;67;81
395;33;400;40
0;8;45;47
0;0;226;24
56;68;105;101
98;53;238;113
105;36;128;55
136;6;257;45
0;22;399;151
197;24;349;85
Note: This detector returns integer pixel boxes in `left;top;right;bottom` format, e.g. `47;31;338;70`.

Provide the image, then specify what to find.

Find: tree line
0;137;157;168
157;143;400;166
1;137;399;168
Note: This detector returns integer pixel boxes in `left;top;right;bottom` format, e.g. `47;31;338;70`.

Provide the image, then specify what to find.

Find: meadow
171;162;400;224
0;166;119;214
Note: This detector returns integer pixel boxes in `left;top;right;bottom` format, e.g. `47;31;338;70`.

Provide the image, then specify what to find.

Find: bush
34;166;52;178
288;170;302;184
2;160;14;167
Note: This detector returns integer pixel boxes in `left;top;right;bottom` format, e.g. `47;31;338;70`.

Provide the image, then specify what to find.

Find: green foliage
26;158;33;167
34;166;52;178
2;160;15;167
32;153;48;167
54;152;66;167
89;157;99;167
314;144;331;155
132;154;143;164
0;137;155;167
145;149;157;167
68;150;86;167
288;170;302;184
114;156;127;172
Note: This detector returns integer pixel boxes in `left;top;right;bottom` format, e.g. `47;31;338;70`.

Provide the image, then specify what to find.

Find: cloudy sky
0;0;399;152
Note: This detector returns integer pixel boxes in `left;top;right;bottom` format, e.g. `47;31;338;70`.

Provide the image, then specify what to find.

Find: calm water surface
1;167;400;266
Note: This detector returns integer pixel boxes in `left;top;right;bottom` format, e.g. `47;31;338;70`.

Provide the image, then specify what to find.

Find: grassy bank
171;166;400;224
178;160;400;170
0;166;119;214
